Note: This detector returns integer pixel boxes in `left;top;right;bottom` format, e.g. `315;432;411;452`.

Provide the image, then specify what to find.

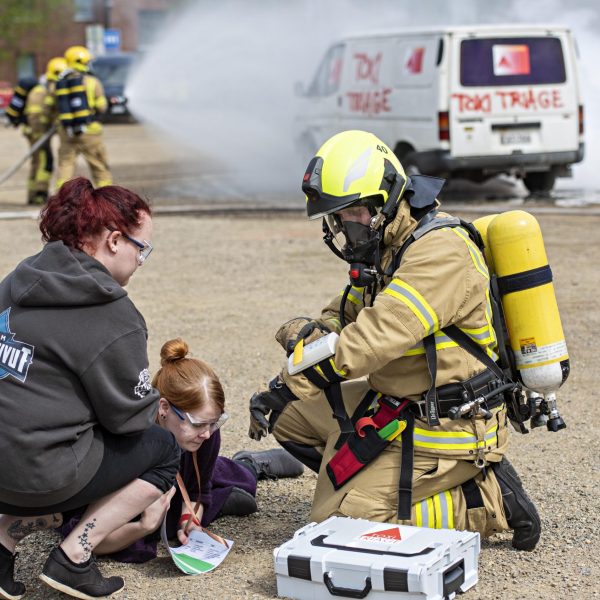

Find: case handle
323;572;372;598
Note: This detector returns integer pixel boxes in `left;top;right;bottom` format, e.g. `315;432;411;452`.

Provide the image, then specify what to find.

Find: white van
294;25;584;193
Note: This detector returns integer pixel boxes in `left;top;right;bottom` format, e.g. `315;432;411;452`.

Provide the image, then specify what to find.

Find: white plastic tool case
273;517;479;600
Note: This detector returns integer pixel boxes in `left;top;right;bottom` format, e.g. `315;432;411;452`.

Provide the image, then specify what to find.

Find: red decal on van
353;52;382;84
406;47;425;74
346;88;391;115
493;45;531;76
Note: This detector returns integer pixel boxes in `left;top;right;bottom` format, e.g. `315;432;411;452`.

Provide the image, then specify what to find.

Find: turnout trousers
26;133;53;202
273;378;510;538
56;131;112;189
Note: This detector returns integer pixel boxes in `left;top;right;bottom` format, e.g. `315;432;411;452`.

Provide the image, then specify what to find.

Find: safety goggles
169;404;229;433
122;233;153;265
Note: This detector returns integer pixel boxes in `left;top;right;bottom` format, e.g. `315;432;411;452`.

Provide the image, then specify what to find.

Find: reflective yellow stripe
384;279;438;335
59;109;92;120
25;106;43;114
432;490;454;529
15;86;27;95
433;492;442;528
414;424;498;451
56;85;86;95
403;331;458;356
341;286;364;306
445;491;454;529
415;500;423;526
325;317;341;332
329;358;346;378
450;227;489;279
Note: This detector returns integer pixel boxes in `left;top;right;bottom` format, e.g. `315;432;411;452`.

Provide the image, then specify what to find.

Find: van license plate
500;132;531;145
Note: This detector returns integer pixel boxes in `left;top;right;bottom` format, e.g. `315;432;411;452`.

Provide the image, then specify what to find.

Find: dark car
91;53;137;122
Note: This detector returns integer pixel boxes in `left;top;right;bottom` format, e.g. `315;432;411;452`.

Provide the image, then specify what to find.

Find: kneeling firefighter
248;130;541;550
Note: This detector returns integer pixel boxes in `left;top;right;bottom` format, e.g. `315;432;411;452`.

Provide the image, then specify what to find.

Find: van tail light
438;111;450;141
578;105;584;136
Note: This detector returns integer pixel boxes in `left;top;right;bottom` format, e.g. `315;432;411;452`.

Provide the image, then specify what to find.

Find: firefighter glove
248;376;298;440
284;320;332;357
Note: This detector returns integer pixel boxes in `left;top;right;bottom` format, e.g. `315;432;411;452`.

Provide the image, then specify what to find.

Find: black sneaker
219;487;258;518
40;547;124;599
232;448;304;480
492;457;542;551
0;543;25;600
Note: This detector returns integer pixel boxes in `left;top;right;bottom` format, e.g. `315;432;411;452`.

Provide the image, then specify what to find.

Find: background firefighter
55;45;112;190
248;130;541;551
22;57;65;205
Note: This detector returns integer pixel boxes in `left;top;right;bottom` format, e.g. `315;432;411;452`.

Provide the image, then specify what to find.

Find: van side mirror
294;81;305;97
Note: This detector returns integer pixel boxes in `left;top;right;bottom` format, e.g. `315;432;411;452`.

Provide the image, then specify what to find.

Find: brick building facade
0;0;182;83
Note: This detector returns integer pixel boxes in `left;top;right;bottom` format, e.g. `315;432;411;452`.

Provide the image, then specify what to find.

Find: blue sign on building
103;29;121;52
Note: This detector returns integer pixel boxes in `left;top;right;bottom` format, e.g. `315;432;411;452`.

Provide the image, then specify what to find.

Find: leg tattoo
7;516;52;541
77;518;97;561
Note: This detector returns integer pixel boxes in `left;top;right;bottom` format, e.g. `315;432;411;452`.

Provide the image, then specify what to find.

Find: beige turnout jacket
281;199;509;462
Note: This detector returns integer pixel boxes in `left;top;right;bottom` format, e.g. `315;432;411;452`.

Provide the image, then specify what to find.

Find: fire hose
0;124;57;187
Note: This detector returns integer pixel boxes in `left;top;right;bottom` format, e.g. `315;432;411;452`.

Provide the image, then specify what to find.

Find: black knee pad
280;441;322;473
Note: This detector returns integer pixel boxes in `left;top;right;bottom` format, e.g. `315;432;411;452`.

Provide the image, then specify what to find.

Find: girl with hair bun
60;337;305;563
0;177;179;600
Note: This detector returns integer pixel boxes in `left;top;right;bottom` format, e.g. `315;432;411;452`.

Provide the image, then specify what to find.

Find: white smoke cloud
127;0;599;199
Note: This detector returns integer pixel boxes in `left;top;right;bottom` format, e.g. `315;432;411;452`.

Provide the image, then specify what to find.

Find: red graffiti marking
346;88;392;115
406;47;425;74
452;93;492;113
353;52;382;84
452;89;564;113
495;89;563;110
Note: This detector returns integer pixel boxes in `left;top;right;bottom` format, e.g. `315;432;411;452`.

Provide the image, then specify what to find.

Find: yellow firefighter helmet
302;130;408;221
46;57;68;82
64;46;93;72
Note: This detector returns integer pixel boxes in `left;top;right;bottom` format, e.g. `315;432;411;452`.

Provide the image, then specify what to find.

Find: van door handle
337;96;342;107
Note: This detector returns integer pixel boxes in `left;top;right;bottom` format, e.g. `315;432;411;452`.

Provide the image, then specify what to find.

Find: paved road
1;121;599;217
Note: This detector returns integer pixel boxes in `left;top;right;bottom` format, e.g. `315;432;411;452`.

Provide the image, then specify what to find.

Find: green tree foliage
0;0;71;61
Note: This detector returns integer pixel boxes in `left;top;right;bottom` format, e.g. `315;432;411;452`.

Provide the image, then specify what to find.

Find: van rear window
460;37;566;86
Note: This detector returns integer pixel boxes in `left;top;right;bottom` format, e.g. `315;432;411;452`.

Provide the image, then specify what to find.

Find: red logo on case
360;527;402;542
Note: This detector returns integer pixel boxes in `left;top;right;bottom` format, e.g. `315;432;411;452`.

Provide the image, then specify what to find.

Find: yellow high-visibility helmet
64;46;93;72
302;130;407;221
46;57;67;81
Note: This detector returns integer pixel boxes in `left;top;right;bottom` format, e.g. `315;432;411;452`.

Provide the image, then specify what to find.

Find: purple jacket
59;430;257;563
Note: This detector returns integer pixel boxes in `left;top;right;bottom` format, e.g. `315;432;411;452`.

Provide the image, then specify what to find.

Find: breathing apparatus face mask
324;198;385;267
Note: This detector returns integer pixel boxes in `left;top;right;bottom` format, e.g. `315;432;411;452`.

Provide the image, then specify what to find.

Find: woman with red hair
0;177;179;600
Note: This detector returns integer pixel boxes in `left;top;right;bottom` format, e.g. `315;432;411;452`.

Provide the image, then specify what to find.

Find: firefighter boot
492;457;541;551
232;449;304;480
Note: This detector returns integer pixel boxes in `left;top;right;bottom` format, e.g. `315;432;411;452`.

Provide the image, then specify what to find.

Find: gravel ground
0;209;598;600
0;122;598;599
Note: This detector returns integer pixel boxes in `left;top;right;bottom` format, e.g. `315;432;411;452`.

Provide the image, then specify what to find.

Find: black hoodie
0;241;159;507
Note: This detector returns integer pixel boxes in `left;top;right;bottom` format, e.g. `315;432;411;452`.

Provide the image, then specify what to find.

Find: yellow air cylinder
472;213;499;272
487;210;569;393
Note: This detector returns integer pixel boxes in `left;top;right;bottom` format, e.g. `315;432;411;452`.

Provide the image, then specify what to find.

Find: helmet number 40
376;144;388;154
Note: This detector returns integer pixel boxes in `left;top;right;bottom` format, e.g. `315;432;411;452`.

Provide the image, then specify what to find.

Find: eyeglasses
106;227;153;265
169;404;229;434
122;233;153;265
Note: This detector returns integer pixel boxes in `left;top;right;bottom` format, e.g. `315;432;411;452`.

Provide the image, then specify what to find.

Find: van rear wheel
523;170;556;194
